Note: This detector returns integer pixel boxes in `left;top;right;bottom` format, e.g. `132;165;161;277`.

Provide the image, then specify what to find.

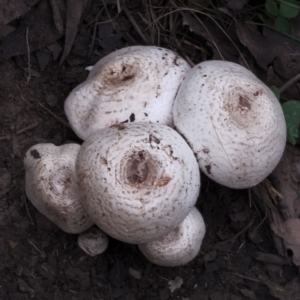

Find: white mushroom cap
75;123;200;244
173;60;286;189
64;46;191;140
78;227;108;256
24;143;93;234
138;207;205;267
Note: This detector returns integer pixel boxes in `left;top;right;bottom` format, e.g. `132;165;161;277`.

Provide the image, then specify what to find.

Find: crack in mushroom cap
75;123;200;244
78;227;108;256
138;207;205;267
64;46;191;140
24;143;93;234
173;61;287;189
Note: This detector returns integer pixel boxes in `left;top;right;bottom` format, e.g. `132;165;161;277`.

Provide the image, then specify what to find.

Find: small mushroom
24;143;93;234
75;123;200;244
173;60;286;189
138;207;205;267
78;227;108;256
64;46;191;140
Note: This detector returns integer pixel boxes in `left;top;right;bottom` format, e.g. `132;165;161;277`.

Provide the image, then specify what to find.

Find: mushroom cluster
24;46;287;267
24;46;205;266
24;123;204;266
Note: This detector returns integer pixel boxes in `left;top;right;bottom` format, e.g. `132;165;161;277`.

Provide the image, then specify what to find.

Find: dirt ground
1;1;300;299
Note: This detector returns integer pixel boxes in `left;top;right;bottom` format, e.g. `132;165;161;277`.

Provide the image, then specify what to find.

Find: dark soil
0;1;299;300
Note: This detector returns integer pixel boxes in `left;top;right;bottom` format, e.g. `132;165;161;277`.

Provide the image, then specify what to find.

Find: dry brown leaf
59;0;90;64
1;0;65;59
235;20;282;70
270;145;300;219
258;145;300;266
0;0;40;26
180;11;239;62
234;19;300;79
271;219;300;245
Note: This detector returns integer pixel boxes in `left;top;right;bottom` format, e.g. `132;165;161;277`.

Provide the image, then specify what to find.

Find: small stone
128;267;141;280
45;94;58;107
168;276;183;293
9;240;18;249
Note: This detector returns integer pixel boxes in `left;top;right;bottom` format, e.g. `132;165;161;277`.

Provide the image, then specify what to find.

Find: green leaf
279;2;299;18
282;100;300;145
274;16;290;33
266;0;279;16
270;85;280;99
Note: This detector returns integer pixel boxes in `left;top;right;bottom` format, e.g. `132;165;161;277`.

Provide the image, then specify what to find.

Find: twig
49;0;64;34
278;71;300;94
102;0;116;30
16;81;30;106
253;251;289;265
252;213;267;233
209;219;255;252
37;102;71;128
117;0;121;13
26;27;31;84
122;3;151;45
16;122;39;134
31;271;43;279
229;272;263;283
28;240;42;254
122;31;140;45
23;194;34;225
183;39;206;52
153;2;250;69
88;10;101;58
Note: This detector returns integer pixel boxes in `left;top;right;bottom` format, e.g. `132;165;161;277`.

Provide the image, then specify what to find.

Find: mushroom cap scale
24;143;93;234
173;60;286;189
76;123;200;244
64;46;191;140
138;207;205;267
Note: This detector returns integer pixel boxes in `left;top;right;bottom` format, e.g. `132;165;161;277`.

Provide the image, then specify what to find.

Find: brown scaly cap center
127;150;149;185
103;63;137;86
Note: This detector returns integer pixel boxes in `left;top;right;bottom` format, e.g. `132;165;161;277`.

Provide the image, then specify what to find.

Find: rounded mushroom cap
138;207;205;267
76;123;200;244
24;143;93;234
64;46;191;140
78;227;108;256
173;60;286;189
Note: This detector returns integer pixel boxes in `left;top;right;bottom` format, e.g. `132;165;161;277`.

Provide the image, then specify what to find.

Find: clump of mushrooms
64;45;191;140
24;143;94;234
24;122;205;265
76;122;201;245
173;60;286;189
